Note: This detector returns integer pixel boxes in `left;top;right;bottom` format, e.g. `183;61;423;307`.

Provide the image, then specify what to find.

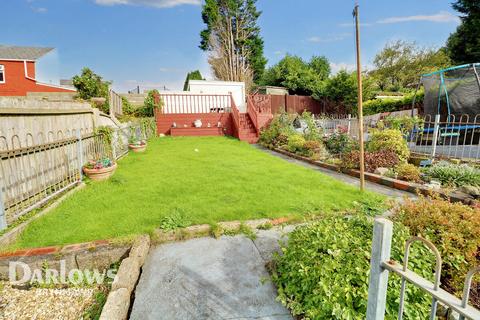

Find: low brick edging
152;217;293;243
0;238;130;280
100;235;151;320
268;146;476;205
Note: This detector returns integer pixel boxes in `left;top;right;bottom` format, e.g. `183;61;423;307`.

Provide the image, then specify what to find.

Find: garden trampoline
420;63;480;119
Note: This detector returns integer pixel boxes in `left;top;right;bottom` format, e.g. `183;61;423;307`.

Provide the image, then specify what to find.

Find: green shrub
72;67;111;113
121;97;136;116
377;115;424;135
395;163;422;183
272;215;432;319
367;129;409;162
136;90;163;117
287;134;306;153
340;150;399;173
300;111;321;141
323;133;357;155
422;161;480;187
303;140;322;158
393;196;480;304
72;67;110;101
259;113;295;146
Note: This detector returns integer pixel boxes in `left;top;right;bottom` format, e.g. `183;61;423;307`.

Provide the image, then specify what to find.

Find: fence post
366;218;393;320
347;114;352;135
111;130;117;160
431;114;441;159
0;187;7;231
108;89;115;118
76;131;84;181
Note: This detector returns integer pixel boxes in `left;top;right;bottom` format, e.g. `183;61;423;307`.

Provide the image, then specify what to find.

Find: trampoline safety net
422;63;480;119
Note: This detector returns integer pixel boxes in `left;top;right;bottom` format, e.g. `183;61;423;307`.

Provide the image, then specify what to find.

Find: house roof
0;45;53;61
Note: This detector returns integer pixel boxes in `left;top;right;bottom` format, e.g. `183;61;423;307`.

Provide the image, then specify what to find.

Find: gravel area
0;283;95;320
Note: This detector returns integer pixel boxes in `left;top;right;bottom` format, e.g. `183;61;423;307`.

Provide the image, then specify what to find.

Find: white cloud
329;62;374;74
378;11;460;24
273;50;283;55
32;7;48;13
330;62;355;74
94;0;201;8
307;33;351;43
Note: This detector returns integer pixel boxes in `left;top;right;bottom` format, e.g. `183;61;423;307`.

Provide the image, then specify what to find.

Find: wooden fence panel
285;95;323;114
270;95;286;113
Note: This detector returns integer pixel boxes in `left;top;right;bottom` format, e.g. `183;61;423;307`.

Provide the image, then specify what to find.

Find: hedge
363;91;424;116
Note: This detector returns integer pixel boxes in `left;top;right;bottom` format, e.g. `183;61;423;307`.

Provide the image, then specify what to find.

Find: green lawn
13;136;383;249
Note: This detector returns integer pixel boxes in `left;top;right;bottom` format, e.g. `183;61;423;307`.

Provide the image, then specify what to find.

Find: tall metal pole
354;4;366;191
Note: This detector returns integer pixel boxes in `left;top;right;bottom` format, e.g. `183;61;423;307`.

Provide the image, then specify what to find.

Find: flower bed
267;145;477;205
259;112;480;205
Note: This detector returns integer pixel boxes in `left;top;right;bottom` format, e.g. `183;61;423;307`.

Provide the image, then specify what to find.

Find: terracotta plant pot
129;143;147;153
83;163;117;181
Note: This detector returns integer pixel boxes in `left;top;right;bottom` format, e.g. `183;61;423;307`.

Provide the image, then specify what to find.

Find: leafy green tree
183;70;204;91
72;67;110;100
322;70;377;114
446;0;480;64
323;70;356;111
200;0;267;84
371;41;450;91
308;56;331;81
261;55;329;96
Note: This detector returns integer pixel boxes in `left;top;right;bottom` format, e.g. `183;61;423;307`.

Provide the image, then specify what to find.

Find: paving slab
253;226;296;262
130;235;293;320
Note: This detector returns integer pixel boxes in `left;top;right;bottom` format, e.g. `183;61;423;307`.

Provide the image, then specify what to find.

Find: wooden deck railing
250;94;273;114
247;96;260;135
231;95;240;136
159;93;232;114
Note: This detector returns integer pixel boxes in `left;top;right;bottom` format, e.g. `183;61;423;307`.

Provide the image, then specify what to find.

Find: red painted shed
0;45;75;96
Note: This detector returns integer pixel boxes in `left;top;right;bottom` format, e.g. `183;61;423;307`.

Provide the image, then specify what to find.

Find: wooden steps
237;113;259;144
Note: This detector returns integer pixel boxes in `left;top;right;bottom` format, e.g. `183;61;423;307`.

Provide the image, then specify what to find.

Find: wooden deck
171;127;225;137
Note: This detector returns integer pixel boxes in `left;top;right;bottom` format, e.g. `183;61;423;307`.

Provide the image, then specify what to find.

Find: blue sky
2;0;460;92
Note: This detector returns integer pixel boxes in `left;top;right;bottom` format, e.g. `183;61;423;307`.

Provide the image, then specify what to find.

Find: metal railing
316;112;480;162
366;218;480;320
408;114;480;161
0;124;152;230
159;94;232;114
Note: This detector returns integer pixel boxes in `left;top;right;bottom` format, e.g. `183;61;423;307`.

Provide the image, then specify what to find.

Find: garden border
0;182;86;248
265;146;476;206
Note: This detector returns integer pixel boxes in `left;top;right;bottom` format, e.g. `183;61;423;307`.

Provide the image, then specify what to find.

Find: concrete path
130;228;295;320
257;146;416;200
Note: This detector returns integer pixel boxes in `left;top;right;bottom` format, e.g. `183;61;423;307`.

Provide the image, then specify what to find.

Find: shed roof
0;45;53;61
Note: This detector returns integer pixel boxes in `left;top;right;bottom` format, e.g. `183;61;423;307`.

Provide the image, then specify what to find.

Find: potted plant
83;158;117;181
129;138;147;153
